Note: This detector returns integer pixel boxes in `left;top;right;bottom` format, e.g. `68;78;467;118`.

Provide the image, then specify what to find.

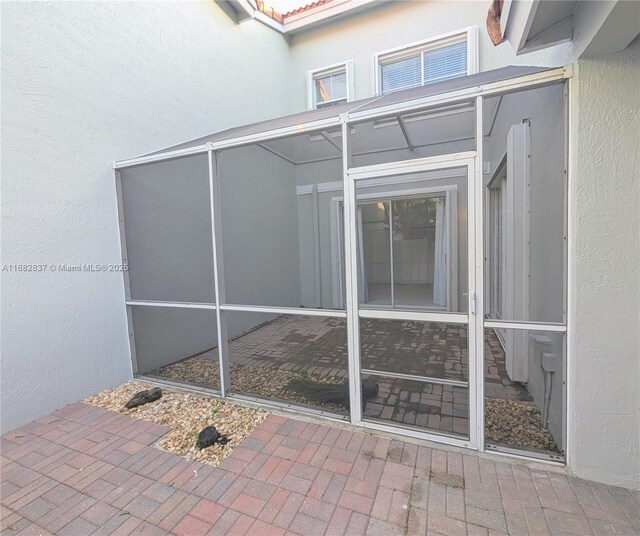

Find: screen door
345;159;477;448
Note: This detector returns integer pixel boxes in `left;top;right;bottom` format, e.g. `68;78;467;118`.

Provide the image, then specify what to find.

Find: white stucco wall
569;37;640;490
0;0;292;433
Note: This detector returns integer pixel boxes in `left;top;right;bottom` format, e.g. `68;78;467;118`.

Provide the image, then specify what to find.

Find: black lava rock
340;379;380;409
125;387;162;409
196;426;229;449
362;380;379;399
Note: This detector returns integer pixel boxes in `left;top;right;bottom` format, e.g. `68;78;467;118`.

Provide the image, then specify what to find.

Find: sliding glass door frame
332;187;458;312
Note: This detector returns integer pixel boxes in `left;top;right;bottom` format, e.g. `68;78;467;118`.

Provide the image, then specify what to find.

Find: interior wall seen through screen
121;155;215;304
354;170;468;313
131;306;219;391
218;133;346;310
226;311;349;417
483;82;566;324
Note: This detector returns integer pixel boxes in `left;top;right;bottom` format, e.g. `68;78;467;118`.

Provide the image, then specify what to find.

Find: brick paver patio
0;404;640;536
3;403;638;536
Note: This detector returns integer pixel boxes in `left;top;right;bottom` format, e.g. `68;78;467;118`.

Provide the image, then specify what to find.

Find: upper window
375;29;476;96
307;61;353;110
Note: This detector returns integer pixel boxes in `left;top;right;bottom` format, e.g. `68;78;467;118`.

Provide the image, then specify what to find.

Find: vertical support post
312;184;322;307
563;76;572;466
341;115;363;424
473;95;485;450
208;148;230;396
115;169;139;376
388;201;395;307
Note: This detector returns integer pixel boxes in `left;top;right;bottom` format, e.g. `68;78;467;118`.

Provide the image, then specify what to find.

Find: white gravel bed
485;397;560;453
84;381;267;467
155;359;347;413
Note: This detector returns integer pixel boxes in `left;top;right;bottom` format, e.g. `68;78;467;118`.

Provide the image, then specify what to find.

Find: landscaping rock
156;358;347;412
196;426;229;449
125;387;162;409
485;398;560;453
362;379;379;399
84;381;267;467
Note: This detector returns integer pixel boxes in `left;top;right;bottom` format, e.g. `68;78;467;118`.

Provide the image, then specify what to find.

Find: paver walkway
2;403;638;535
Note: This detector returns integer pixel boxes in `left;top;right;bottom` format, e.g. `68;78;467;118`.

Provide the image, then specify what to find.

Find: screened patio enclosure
116;65;569;462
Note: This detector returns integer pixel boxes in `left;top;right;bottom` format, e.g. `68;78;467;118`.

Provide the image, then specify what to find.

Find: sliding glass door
357;194;452;310
338;190;458;312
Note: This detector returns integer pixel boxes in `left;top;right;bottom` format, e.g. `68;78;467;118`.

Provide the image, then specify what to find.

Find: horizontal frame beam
485;443;565;463
359;308;468;324
361;368;469;388
219;304;347;318
114;144;208;169
358;420;472;449
125;300;352;318
348;152;476;180
484;320;567;332
209;117;343;152
229;392;350;421
126;300;217;310
137;374;221;396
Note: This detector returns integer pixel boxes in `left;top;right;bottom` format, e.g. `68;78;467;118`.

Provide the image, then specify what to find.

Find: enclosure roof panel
140;65;550;158
145;98;374;156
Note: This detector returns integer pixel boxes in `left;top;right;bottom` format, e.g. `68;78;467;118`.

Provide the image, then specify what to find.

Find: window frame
488;159;507;322
306;60;355;111
372;27;478;97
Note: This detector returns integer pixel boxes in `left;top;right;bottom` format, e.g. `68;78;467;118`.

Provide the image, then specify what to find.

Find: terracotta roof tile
255;0;334;22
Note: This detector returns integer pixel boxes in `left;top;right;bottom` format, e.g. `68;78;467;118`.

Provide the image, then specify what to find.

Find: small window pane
381;55;421;94
359;202;392;306
315;71;347;106
423;41;467;84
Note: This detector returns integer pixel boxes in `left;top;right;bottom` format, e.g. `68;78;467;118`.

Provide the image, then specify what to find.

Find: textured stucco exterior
569;37;640;490
0;1;291;433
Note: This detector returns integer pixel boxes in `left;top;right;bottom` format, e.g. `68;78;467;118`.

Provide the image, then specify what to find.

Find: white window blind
315;70;347;108
380;56;421;95
379;36;468;95
423;41;467;84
